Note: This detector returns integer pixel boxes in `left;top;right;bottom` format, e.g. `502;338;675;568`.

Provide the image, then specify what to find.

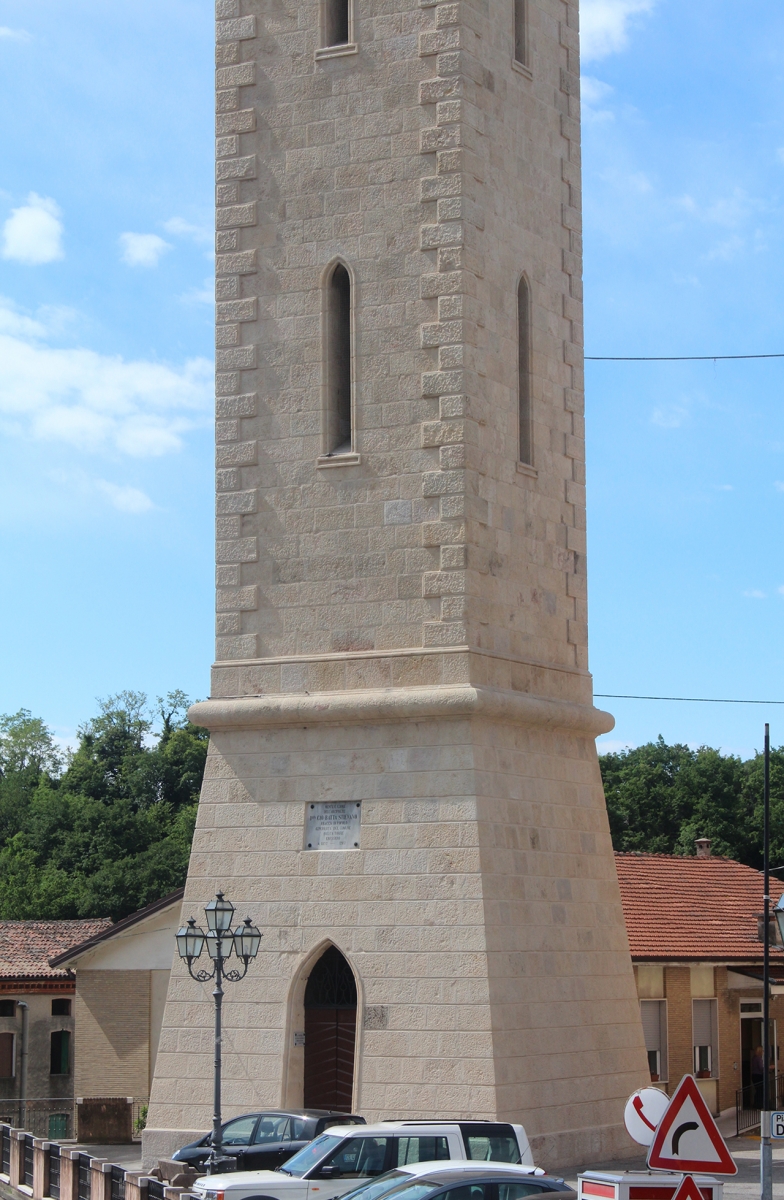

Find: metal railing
23;1134;34;1189
736;1074;784;1135
0;1098;75;1140
0;1119;197;1200
110;1164;126;1200
77;1151;92;1200
49;1143;61;1200
147;1178;166;1200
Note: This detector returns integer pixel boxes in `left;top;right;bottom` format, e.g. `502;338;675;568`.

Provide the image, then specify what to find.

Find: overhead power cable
595;693;784;705
586;353;784;362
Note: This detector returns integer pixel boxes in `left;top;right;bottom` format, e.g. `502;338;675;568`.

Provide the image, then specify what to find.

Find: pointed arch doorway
303;946;357;1111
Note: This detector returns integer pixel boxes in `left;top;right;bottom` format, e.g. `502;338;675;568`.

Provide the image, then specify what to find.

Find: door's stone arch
283;942;359;1113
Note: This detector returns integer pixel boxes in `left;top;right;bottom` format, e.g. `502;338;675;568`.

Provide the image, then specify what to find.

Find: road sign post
647;1075;737;1176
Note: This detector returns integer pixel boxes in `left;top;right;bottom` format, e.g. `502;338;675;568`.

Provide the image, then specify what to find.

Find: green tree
0;710;63;845
0;692;207;921
599;736;782;867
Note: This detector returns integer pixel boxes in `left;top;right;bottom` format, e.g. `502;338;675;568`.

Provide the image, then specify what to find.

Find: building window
514;0;527;66
325;0;350;47
51;998;71;1017
0;1033;14;1078
518;276;532;465
640;999;667;1082
326;262;353;454
0;1001;15;1017
693;998;718;1078
50;1030;71;1075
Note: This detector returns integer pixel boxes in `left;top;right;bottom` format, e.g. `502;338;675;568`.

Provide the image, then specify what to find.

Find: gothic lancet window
518;276;532;465
327;262;352;454
325;0;350;47
514;0;527;66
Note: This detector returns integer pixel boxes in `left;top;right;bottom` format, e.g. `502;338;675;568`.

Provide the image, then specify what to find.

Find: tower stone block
145;0;649;1169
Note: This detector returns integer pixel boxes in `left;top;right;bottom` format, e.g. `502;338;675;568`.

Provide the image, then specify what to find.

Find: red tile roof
616;852;784;962
0;919;112;980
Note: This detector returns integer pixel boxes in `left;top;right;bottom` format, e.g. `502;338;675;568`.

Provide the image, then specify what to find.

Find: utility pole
762;723;772;1200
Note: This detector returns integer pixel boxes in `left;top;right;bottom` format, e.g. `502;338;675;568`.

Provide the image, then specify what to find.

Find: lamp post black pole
176;899;262;1176
212;960;224;1169
762;723;772;1200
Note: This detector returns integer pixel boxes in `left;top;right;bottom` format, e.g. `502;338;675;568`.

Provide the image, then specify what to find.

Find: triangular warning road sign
671;1176;711;1200
647;1074;737;1175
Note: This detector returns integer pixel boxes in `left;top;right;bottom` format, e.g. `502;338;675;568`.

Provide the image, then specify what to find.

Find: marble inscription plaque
305;801;361;850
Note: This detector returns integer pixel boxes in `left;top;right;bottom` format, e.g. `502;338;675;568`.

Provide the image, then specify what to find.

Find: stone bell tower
145;0;649;1169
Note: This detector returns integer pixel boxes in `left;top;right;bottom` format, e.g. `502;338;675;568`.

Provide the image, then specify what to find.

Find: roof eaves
632;953;784;964
48;887;185;968
1;971;74;980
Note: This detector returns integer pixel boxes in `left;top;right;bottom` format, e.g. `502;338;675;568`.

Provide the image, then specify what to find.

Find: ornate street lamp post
176;893;261;1173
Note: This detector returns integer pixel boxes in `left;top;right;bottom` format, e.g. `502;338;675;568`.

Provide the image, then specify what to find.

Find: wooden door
304;1007;356;1111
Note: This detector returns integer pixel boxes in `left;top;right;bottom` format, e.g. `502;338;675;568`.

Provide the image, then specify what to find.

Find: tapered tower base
144;682;647;1168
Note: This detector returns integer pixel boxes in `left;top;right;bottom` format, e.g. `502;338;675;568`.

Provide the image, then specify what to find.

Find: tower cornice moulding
189;686;614;736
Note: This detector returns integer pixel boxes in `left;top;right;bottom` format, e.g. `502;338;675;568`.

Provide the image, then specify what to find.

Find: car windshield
352;1181;440;1200
278;1134;344;1177
339;1172;425;1200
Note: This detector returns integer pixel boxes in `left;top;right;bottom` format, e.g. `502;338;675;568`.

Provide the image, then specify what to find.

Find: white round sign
624;1087;670;1146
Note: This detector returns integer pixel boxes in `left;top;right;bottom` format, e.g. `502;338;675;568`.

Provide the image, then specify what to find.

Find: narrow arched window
514;0;527;66
325;0;350;47
518;276;532;465
327;263;352;454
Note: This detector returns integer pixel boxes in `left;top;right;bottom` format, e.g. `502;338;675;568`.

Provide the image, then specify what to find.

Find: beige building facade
617;851;784;1122
145;0;649;1169
51;891;183;1105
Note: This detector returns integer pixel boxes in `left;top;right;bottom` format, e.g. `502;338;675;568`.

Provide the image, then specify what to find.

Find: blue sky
0;0;782;759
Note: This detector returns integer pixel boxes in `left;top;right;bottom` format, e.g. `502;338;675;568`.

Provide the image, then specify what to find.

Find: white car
193;1121;534;1200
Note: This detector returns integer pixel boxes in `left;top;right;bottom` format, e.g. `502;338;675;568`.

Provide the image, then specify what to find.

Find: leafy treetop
600;735;784;870
0;691;208;922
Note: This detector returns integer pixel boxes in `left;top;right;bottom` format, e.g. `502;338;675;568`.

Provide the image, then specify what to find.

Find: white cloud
651;404;689;429
743;590;767;599
0;297;212;458
581;76;614;107
119;232;171;268
163;216;212;246
774;482;784;492
95;480;153;513
779;586;784;598
182;278;215;305
2;194;64;264
714;484;734;491
0;26;31;41
581;75;615;122
580;0;657;62
704;235;746;262
596;738;637;754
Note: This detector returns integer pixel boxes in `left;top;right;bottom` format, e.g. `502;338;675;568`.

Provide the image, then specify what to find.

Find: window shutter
640;1001;662;1050
0;1033;14;1079
693;999;713;1045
